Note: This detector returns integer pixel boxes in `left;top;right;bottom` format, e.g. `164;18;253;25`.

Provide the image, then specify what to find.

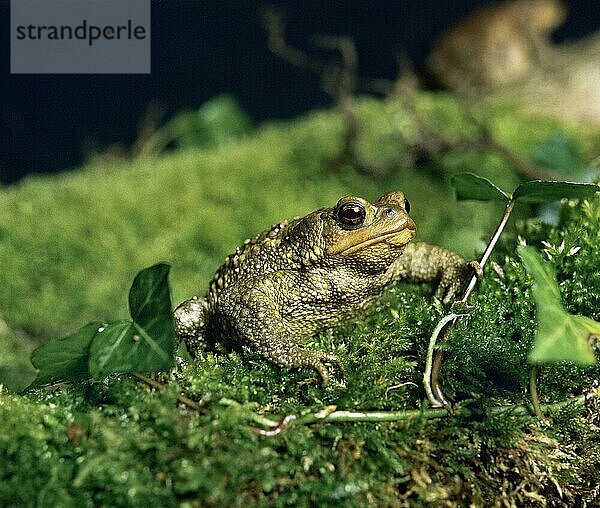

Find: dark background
1;0;599;183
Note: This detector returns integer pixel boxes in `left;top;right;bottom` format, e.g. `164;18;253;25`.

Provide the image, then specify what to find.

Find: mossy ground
0;95;599;506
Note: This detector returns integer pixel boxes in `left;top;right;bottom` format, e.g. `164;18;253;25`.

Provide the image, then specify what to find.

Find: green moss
1;95;579;345
1;94;599;505
441;202;600;407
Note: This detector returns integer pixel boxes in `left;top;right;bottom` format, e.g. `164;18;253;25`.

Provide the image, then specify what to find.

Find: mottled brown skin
427;0;566;91
175;192;471;385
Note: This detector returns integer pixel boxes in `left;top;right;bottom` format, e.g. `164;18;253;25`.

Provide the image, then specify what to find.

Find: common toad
427;0;566;91
175;192;470;385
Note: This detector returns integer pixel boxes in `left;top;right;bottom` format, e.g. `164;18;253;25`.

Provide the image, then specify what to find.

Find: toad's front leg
174;296;210;358
392;242;480;304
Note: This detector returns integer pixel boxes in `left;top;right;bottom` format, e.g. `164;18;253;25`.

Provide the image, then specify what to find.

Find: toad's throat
330;228;416;257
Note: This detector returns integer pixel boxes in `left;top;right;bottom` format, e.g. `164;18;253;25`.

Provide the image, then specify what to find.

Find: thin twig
248;391;594;435
261;7;324;76
218;398;283;431
461;198;516;303
262;5;559;182
134;373;203;411
262;6;395;178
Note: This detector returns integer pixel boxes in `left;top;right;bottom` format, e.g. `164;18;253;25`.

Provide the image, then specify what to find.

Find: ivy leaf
451;173;599;204
530;132;587;175
27;321;104;389
25;264;177;390
518;246;598;365
129;263;175;344
512;181;599;203
450;173;510;202
89;264;176;379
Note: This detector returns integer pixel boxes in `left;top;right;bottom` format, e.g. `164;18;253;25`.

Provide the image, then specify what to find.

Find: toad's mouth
329;227;416;257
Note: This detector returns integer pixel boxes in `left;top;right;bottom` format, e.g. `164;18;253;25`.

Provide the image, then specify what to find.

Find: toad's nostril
384;208;397;217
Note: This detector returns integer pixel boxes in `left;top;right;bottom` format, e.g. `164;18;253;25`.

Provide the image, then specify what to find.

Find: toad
175;191;471;385
427;0;566;91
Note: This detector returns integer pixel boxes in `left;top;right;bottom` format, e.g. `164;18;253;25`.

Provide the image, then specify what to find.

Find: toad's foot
174;296;209;358
259;342;344;387
435;259;483;304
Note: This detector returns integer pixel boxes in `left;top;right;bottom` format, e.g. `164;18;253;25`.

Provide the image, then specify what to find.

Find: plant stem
460;198;516;304
250;392;594;434
429;198;517;406
529;366;544;419
423;313;458;406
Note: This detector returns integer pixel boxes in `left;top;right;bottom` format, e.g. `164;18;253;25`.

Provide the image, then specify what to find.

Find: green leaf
517;246;562;303
88;264;176;379
532;310;600;365
450;173;510;202
89;320;161;379
172;94;253;149
129;263;174;341
530;132;587;175
26;264;178;388
27;321;104;389
451;173;599;204
518;246;598;365
513;181;600;203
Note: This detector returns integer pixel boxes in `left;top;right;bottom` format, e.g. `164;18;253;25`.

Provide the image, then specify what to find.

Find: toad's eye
336;202;366;229
404;199;411;213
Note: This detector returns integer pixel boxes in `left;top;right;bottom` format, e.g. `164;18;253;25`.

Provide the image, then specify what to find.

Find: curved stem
430;198;517;406
423;313;458;407
431;349;450;407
